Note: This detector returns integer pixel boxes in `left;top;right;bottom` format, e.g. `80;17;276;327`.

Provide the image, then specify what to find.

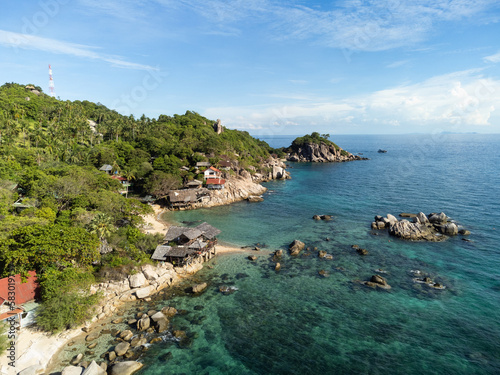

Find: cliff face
287;142;366;162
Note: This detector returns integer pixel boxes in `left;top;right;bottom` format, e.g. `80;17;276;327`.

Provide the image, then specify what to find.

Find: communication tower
48;64;55;97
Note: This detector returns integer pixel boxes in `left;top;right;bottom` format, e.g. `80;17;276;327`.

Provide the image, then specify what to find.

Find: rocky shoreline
173;158;290;211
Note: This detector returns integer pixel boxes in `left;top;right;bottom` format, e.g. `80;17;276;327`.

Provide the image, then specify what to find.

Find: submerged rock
192;282;208;293
364;274;391;289
289;240;305;256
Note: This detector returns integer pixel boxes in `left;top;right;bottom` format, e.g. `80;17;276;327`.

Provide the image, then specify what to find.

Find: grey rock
289;239;305;256
82;361;106;375
110;361;144;375
137;315;151;332
150;311;166;323
128;272;147;288
114;342;131;356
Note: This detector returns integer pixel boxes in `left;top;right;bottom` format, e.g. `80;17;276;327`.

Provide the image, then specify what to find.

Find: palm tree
87;212;114;254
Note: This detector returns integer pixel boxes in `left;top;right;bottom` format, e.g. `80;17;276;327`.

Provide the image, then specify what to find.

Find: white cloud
484;51;500;63
0;30;157;71
203;69;500;132
150;0;499;51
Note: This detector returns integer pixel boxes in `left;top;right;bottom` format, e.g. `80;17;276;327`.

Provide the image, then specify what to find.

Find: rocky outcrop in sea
286;142;367;162
371;212;470;241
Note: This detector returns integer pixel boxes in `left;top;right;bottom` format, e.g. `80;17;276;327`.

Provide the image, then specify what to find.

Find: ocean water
140;134;500;374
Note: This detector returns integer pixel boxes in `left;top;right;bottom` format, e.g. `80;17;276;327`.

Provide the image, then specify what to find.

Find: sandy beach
1;204;246;375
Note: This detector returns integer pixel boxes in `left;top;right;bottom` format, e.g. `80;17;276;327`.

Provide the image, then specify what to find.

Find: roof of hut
195;222;221;239
99;164;113;171
168;190;197;203
151;245;171;261
164;226;187;241
188;239;208;249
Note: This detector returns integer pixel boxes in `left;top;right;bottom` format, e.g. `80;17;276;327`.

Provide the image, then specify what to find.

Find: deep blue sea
140;134;500;374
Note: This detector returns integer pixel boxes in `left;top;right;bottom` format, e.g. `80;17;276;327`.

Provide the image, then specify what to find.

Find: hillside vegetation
0;82;277;332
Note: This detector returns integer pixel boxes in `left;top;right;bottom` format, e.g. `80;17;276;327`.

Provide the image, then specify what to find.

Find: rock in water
114;342;130;356
389;220;441;241
137;315;150;332
192;282;208;293
289;240;305;256
110;361;144;375
364;275;391;289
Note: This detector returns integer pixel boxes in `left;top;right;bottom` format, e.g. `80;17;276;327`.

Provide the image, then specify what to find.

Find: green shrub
36;267;100;332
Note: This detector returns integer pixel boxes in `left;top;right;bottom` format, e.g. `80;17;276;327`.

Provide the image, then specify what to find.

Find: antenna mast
48;64;55;97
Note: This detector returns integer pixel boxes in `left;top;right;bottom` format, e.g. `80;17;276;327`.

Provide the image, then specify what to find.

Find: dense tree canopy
0;82;280;332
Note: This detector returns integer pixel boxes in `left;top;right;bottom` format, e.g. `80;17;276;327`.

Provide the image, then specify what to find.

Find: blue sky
1;0;500;135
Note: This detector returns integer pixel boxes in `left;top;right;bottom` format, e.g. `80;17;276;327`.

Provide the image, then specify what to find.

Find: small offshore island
0;84;367;374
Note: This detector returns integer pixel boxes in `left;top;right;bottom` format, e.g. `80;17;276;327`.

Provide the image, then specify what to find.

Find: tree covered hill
0;82;280;333
0;83;278;193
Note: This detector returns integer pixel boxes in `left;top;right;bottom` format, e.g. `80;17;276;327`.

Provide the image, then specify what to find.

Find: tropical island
0;83;363;374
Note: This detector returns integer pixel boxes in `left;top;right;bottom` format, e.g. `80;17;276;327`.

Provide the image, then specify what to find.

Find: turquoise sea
140;134;500;374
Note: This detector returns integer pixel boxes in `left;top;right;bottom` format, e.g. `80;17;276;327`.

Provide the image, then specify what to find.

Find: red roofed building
204;166;221;180
206;178;226;190
0;271;39;322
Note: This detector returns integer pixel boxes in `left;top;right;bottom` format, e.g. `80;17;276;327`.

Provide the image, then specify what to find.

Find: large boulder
141;264;159;281
150;311;166;323
416;212;429;224
437;223;458;236
114;342;130;356
155;317;169;333
289;240;305;256
364;274;391;289
82;361;106;375
128;272;147;288
135;285;153;299
137;315;150;332
386;214;398;224
389;220;440;241
428;212;447;224
110;361;144;375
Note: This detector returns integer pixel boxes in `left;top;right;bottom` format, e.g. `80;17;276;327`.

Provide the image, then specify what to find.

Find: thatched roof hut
195;222;221;239
168;190;197;207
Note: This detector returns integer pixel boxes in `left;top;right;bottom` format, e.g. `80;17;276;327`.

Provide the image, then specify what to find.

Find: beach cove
6;133;500;375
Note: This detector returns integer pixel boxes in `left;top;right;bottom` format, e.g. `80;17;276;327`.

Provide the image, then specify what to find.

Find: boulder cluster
371;212;470;241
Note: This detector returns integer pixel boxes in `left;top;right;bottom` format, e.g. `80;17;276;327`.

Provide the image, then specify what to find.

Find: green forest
0;82;278;333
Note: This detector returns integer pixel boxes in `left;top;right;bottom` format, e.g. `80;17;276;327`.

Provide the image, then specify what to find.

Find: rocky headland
371;212;470;241
284;133;368;163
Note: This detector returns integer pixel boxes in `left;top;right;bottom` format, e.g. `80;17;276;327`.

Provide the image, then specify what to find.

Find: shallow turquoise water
139;134;500;374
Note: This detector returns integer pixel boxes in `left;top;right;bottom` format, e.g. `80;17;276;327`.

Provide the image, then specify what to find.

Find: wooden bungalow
218;160;232;170
196;161;211;168
154;222;221;265
185;179;203;189
151;245;199;265
168;190;198;208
